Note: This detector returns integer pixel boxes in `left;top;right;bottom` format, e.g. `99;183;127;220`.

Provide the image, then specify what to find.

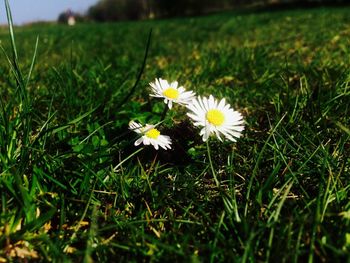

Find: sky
0;0;99;25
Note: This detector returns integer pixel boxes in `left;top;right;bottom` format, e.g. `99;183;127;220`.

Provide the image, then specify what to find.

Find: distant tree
87;0;150;22
57;11;69;24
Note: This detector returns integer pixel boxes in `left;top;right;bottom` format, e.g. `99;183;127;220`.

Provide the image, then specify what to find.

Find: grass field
0;3;350;262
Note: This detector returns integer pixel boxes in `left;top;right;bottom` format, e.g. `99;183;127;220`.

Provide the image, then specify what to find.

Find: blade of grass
115;29;152;109
244;113;287;217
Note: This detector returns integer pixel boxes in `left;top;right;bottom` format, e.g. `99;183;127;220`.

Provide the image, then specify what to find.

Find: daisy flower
129;121;172;150
187;95;244;142
149;78;196;109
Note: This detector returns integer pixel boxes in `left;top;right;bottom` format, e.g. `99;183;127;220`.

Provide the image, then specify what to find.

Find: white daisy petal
178;87;185;93
143;137;150;145
218;98;226;109
135;137;144;146
203;127;210;141
129;121;143;133
208;95;215;109
171;81;178;88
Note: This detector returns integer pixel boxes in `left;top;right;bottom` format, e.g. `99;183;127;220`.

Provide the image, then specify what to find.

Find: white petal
217;98;226;109
143;137;150;145
213;129;223;141
134;137;144;146
152;141;159;150
171;81;178;88
129;121;143;133
208;95;215;109
178;86;185;93
202;97;209;111
203;125;211;141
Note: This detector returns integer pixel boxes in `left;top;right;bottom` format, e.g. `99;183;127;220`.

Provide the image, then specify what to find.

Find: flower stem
160;104;168;121
206;140;220;187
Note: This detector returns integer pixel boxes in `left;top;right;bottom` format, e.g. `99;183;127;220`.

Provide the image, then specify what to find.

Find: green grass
0;3;350;262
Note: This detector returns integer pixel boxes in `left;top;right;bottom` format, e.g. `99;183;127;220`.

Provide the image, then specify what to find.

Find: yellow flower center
145;128;160;139
206;109;225;126
163;87;179;99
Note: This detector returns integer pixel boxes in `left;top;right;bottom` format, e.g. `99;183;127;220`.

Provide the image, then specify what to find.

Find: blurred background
0;0;348;25
84;0;349;22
